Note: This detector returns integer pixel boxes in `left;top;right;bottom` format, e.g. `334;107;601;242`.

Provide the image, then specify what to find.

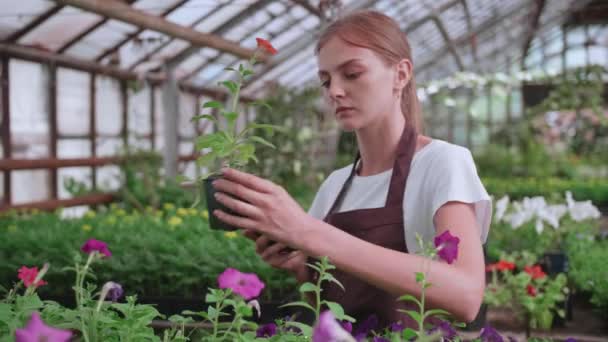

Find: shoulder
412;139;476;176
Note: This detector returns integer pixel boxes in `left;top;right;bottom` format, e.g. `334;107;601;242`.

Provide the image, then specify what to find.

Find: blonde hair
316;10;423;133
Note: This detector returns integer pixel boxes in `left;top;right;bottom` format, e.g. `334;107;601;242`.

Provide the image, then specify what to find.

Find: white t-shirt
307;139;492;254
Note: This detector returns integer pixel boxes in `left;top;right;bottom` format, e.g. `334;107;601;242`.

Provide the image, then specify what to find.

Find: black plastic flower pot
541;251;569;276
204;176;239;231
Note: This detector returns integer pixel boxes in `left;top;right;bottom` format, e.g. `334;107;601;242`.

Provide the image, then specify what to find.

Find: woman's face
317;36;403;131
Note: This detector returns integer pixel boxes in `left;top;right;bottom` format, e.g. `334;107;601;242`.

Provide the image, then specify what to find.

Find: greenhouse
1;0;607;341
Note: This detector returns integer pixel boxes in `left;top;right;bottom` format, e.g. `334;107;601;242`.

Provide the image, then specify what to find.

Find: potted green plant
187;38;283;230
484;252;569;334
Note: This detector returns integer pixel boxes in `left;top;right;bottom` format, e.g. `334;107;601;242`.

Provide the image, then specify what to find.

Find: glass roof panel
165;1;222;26
65;20;138;59
117;29;170;68
19;6;102;51
0;0;54;40
133;0;184;16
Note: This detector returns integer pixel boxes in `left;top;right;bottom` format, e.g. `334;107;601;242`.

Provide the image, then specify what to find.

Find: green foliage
484;253;569;330
566;233;608;315
189;60;283;181
0;207;296;304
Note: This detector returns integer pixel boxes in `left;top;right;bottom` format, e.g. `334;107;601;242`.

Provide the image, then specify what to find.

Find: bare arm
297;201;485;322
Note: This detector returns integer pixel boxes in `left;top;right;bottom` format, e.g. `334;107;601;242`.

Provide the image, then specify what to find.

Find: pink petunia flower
217;268;265;300
81;239;112;258
17;266;47;288
15;312;72;342
434;230;460;264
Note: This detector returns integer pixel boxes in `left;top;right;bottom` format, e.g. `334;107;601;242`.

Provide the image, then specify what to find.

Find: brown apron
316;124;419;331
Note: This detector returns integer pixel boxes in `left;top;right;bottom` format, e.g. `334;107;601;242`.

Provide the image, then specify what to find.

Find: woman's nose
328;80;345;100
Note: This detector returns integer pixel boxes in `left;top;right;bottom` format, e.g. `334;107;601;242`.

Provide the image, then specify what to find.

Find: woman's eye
345;72;360;80
321;80;330;88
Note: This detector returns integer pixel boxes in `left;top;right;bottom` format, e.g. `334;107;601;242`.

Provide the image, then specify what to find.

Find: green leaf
220;81;239;95
415;272;425;283
423;308;451;320
279;301;315;312
203;101;223;109
402;328;418;340
247;136;276;149
195;133;227;151
191;114;218;124
205;293;217;303
397;294;421;308
221;111;239;124
324;301;352;321
242;69;254;78
196;153;216;168
400;310;422;325
299;282;317;293
16;294;44;313
285;321;312;337
0;303;13;322
225;67;237;72
250;100;272;111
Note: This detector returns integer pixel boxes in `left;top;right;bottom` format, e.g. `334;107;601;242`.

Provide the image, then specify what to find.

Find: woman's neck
355;113;406;176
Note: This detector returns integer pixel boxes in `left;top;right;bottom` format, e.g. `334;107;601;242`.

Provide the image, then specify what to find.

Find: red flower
527;284;537;297
524;265;546;280
485;260;516;272
256;38;277;55
18;266;47;288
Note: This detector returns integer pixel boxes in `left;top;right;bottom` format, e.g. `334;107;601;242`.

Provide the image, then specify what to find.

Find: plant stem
418;278;426;337
76;252;96;309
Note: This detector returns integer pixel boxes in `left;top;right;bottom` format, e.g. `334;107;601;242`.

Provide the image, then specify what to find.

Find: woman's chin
336;117;361;132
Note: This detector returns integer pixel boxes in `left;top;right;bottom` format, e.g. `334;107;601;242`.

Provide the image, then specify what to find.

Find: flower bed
0;205;296;303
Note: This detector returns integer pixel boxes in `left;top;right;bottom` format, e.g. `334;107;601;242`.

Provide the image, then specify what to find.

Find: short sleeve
430;146;492;243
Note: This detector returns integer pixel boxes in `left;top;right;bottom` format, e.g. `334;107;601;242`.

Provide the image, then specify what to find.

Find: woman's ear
394;58;412;92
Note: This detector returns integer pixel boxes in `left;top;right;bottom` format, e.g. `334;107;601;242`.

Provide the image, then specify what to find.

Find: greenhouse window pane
0;0;54;40
12;170;50;205
58;68;90;136
9;60;49;158
19;7;102;51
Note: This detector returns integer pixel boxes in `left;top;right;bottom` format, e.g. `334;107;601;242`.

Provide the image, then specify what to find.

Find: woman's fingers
213;178;265;206
214;192;262;219
243;229;260;242
213;209;258;231
221;168;277;194
260;241;292;260
255;235;273;254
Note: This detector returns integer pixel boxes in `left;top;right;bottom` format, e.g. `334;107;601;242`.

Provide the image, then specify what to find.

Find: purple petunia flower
428;319;457;340
101;281;123;302
15;312;72;342
390;321;404;333
564;339;577;342
478;324;504;342
372;337;389;342
434;230;460;264
217;268;265;300
313;310;355;342
256;323;277;338
340;320;353;333
81;239;112;258
353;313;378;341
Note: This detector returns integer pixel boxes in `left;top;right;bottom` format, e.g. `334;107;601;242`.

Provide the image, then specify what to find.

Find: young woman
211;10;491;329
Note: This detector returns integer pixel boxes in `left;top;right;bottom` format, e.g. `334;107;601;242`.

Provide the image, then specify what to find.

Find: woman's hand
243;230;310;283
211;168;314;250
